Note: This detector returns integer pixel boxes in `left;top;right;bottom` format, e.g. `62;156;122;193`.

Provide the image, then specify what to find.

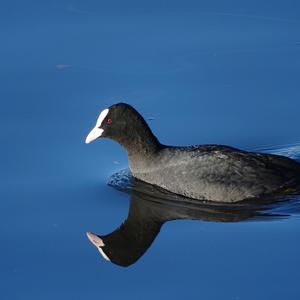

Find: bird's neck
116;125;162;158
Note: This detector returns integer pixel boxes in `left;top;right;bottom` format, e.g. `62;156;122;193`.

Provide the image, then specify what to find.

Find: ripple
253;141;300;161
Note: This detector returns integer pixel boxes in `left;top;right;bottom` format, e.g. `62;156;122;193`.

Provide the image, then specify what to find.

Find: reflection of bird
87;175;286;267
85;103;300;202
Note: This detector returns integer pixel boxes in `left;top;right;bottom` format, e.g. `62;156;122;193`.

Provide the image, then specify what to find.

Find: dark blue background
1;1;300;299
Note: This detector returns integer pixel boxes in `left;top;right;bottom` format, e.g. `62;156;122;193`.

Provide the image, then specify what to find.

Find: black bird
85;103;300;202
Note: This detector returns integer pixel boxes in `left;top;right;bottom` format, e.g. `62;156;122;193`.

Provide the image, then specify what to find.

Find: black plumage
86;103;300;202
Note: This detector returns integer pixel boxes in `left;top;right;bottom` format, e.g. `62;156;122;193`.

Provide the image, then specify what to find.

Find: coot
85;103;300;202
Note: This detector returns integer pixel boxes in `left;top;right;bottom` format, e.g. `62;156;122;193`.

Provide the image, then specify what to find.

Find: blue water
1;1;300;299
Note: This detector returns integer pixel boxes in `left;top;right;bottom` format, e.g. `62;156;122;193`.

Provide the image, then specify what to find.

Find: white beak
85;127;103;144
86;231;105;247
85;108;109;144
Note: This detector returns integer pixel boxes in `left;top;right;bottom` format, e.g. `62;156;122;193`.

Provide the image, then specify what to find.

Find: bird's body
129;144;300;202
86;103;300;202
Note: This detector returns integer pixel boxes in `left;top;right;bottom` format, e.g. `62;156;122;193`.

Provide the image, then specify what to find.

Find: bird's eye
107;118;113;125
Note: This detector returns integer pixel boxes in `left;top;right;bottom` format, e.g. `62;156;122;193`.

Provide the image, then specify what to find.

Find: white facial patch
85;108;109;144
98;247;110;261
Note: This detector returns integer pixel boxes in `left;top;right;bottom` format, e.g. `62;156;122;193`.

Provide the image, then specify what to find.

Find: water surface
1;1;300;299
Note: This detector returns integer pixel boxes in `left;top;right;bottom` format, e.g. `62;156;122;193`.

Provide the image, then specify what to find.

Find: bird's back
130;145;300;202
